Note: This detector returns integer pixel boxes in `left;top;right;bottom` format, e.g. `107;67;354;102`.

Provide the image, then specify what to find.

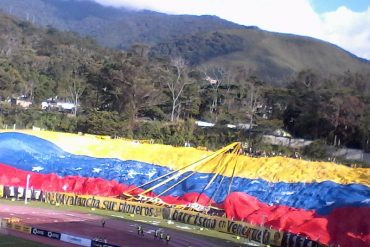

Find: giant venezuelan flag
0;130;369;247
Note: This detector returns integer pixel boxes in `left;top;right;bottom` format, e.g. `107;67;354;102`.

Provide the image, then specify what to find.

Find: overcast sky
92;0;370;60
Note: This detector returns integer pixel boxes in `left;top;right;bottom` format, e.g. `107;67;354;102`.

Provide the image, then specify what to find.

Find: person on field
159;232;164;241
101;220;105;228
137;225;142;235
154;229;159;239
165;234;171;244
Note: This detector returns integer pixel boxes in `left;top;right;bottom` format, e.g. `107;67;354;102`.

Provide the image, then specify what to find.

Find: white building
41;100;76;112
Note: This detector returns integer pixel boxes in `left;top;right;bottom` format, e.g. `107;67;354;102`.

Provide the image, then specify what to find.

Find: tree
166;57;191;122
296;69;320;89
180;82;201;119
93;54;164;121
359;108;370;152
68;76;85;117
201;66;226;118
322;95;365;147
78;110;122;136
237;75;262;129
245;78;261;130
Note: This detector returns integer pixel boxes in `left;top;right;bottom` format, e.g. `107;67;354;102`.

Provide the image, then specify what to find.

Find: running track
0;204;243;247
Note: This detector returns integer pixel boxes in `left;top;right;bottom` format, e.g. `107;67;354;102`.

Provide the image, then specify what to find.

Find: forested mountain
0;0;243;49
0;13;106;103
151;29;370;83
0;3;369;154
0;0;369;83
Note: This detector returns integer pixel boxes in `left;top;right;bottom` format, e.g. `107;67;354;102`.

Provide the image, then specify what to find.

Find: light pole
25;174;30;205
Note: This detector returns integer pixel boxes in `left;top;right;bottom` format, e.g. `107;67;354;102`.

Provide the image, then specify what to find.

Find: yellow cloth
2;130;369;186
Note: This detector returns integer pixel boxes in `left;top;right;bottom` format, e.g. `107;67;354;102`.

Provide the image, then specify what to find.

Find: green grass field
0;234;50;247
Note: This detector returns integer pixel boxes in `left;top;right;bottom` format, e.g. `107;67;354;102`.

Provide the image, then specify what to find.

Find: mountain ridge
0;0;369;82
0;0;245;48
151;28;370;82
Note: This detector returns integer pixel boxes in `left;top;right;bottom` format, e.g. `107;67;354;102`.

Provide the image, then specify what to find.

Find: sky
92;0;370;60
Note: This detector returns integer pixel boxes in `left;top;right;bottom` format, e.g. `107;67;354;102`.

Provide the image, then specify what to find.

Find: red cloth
1;163;369;247
224;192;369;247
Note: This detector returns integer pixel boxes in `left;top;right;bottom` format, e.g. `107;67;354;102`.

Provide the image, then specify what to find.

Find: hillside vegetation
1;0;369;83
151;29;370;82
0;11;369;155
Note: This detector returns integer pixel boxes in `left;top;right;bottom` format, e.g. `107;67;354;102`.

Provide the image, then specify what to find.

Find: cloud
321;6;370;59
92;0;370;59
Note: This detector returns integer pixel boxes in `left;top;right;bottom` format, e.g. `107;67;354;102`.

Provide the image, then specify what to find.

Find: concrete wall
263;135;370;164
262;135;313;148
332;148;370;164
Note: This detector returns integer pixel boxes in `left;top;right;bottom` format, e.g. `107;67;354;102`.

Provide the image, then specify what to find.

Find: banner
44;192;163;218
91;240;121;247
60;233;91;247
43;192;284;246
12;223;32;234
31;227;61;240
0;187;286;247
3;186;16;198
1;186;43;201
165;208;283;246
1;221;32;234
281;233;325;247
